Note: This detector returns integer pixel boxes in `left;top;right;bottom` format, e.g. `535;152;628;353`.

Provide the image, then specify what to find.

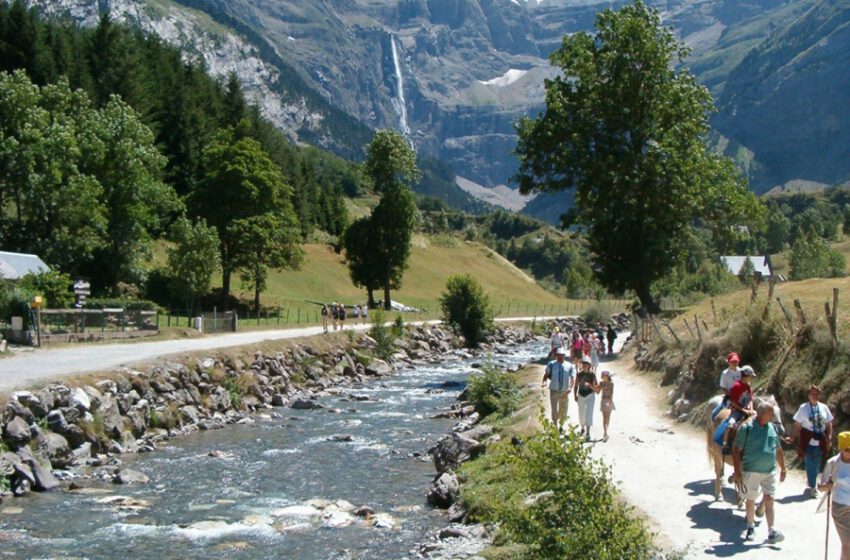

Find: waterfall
390;35;411;137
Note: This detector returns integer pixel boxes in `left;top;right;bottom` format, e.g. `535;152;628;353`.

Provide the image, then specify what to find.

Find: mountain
711;0;850;192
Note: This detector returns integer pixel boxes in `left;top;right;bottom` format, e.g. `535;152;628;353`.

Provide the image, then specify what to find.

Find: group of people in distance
320;303;368;333
714;351;850;553
542;326;616;442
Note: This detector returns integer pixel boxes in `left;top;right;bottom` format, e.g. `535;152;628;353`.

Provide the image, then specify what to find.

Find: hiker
733;400;786;543
550;327;564;359
712;352;741;419
338;304;347;329
571;331;583;365
721;365;756;455
606;324;616;356
320;304;329;333
792;384;833;498
818;431;850;560
574;356;598;441
599;370;615;442
589;334;601;373
542;347;574;429
361;304;368;322
352;304;361;322
331;303;339;330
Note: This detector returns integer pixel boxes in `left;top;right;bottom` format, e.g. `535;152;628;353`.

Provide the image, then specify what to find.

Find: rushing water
0;343;541;560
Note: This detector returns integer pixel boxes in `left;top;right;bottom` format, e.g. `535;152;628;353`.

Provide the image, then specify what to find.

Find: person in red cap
711;352;741;419
722;365;756;454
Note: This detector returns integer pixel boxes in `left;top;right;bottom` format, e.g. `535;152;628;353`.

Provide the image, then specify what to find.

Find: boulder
354;505;375;517
46;410;68;433
27;456;59;491
365;359;391;376
112;468;150;485
42;433;72;469
459;425;494;442
99;395;123;438
180;405;201;425
3;399;36;425
290;398;325;410
431;433;485;474
4;416;31;445
13;391;48;418
427;472;459;509
68;387;91;412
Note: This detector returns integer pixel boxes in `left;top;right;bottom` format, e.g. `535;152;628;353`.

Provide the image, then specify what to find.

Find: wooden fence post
649;316;665;343
711;299;718;323
694;314;702;342
683;318;695;339
793;299;807;327
832;288;840;345
776;297;793;328
664;321;682;345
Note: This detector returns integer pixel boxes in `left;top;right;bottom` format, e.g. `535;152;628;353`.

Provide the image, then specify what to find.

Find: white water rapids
389;35;411;138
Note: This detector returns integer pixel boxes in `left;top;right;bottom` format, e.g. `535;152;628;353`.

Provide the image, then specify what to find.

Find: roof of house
720;256;772;276
0;251;50;280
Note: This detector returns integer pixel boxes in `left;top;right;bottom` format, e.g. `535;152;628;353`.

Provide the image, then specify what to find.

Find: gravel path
541;347;839;559
0;316;551;393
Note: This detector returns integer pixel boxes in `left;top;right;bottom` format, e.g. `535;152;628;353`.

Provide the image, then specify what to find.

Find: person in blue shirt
542;347;575;429
733;400;787;544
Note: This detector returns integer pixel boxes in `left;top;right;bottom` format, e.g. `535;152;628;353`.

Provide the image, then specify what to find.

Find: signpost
73;277;91;308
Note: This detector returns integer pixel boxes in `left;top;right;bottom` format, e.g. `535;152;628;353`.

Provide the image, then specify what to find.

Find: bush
368;308;394;360
84;298;160;311
789;232;846;280
19;270;74;308
581;303;610;326
459;426;654;559
392;314;405;339
467;363;521;418
440;274;494;348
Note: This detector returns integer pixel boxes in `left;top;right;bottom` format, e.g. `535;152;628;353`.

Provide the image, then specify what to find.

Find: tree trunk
634;282;660;315
253;283;260;313
383;277;391;311
367;289;375;309
221;268;231;311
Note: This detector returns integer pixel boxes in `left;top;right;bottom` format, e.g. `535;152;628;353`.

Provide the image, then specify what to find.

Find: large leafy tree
342;216;383;308
166;217;220;316
440;274;494;348
361;130;419;309
514;1;763;312
191;127;302;308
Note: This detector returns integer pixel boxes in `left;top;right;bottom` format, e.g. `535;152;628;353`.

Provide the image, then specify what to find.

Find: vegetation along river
0;343;540;559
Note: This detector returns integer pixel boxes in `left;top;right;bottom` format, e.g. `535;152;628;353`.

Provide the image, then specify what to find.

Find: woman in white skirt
573;356;599;441
589;334;601;373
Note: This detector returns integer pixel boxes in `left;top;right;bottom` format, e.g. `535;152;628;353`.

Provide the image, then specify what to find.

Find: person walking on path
549;327;564;359
320;304;329;333
606;324;616;356
352;305;360;323
589;334;601;373
574;355;599;442
818;432;850;560
733;400;787;544
338;304;347;330
361;304;368;323
542;347;575;429
599;370;615;442
331;303;339;331
793;384;833;498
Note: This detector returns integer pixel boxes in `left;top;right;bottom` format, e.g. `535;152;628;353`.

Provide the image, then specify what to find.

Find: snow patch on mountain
478;69;528;88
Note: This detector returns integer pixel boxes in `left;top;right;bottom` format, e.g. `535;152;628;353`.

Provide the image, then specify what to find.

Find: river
0;343;541;559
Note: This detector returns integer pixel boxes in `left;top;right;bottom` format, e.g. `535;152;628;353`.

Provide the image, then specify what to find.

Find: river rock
459;425;493;442
180;405;201;425
439;526;468;540
427;472;459;509
68;387;91;412
365;359;391;376
290;398;324;410
42;433;72;468
354;505;374;517
25;456;59;491
3;399;36;425
4;416;31;445
71;442;92;462
13;391;48;418
112;468;150;485
431;433;485;474
328;434;353;442
99;395;123;438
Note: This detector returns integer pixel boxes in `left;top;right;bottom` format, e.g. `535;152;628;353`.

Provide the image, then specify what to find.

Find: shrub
440;274;494;348
19;270;74;308
581;303;610;326
84;298;160;311
392;314;405;339
467;363;521;418
368;308;394;360
459;425;654;559
789;232;846;280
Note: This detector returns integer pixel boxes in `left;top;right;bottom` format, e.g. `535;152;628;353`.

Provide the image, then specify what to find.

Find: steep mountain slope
713;0;850;192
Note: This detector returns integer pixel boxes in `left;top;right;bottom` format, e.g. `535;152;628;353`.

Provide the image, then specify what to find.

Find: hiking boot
585;433;591;442
767;529;784;544
810;487;819;499
744;527;755;541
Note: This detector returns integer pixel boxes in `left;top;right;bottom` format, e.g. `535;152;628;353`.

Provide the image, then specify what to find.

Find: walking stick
826;490;831;560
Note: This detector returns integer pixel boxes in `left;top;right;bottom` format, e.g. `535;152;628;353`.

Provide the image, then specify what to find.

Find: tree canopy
514;0;763;312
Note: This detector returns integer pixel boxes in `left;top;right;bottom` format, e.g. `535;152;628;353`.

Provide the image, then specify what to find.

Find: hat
581;356;592;364
555;347;567;356
739;365;755;377
839;432;850;451
554;327;560;333
727;352;740;363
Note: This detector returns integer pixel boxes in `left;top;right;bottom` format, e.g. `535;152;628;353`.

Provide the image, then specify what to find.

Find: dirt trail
540;346;839;559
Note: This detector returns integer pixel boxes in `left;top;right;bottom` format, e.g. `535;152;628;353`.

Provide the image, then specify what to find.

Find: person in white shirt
819;431;850;560
793;384;834;498
549;327;564;359
712;352;741;419
542;348;574;429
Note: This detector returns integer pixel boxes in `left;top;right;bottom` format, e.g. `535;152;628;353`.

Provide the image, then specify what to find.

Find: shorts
833;503;850;543
741;470;777;502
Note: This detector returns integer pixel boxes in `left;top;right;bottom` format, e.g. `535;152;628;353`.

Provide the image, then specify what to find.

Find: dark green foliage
789;230;846;280
19;270;73;308
466;363;521;418
167;217;220;316
83;298;159;311
440;274;494;348
514;1;764;312
343;217;383;308
459;426;654;559
368;308;394;360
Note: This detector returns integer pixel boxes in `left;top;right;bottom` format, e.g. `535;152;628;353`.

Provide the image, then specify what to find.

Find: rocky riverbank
0;323;537;506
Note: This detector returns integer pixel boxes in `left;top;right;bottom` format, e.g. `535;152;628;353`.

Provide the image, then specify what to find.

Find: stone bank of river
0;342;541;559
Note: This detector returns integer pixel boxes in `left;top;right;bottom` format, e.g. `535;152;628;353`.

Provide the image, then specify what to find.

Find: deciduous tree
167;217;220;316
514;1;763;313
